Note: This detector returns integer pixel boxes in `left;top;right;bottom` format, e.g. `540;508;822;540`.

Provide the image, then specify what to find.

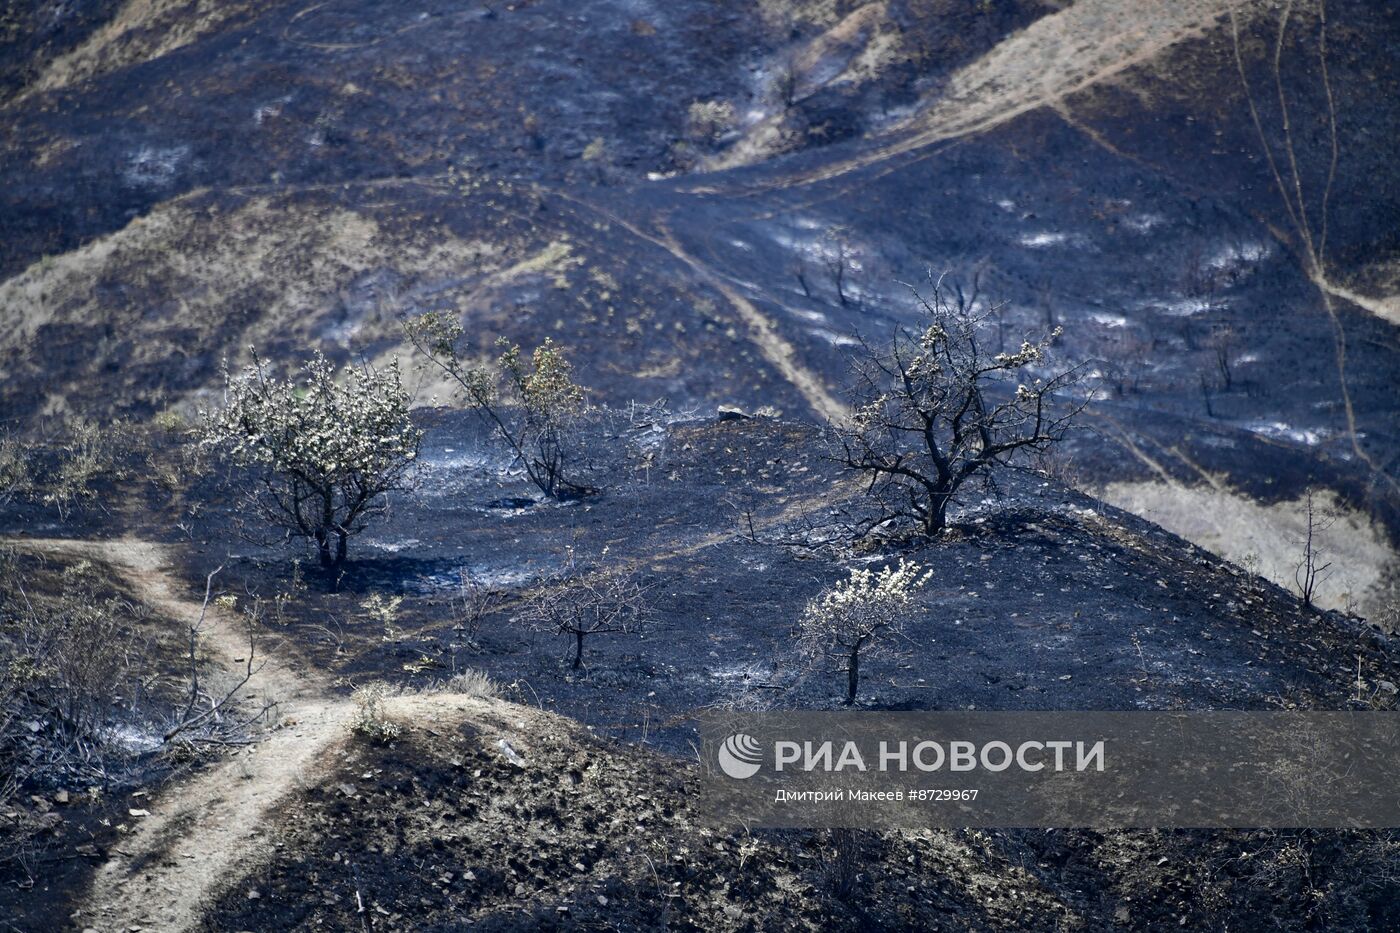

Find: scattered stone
497;739;526;767
54;790;70;805
716;405;749;422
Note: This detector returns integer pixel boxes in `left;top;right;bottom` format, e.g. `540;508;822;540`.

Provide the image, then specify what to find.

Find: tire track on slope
550;189;849;424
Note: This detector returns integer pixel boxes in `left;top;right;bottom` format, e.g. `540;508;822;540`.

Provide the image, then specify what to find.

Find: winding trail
14;539;354;932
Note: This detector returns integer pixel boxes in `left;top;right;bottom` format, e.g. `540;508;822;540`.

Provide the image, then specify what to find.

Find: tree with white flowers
798;559;932;705
200;350;421;574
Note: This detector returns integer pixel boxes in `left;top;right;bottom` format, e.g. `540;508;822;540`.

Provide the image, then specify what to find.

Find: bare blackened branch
828;273;1087;538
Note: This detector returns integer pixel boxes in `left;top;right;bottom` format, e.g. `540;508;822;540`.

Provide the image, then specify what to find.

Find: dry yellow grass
0;192;511;409
713;0;1266;177
1097;480;1398;627
20;0;256;99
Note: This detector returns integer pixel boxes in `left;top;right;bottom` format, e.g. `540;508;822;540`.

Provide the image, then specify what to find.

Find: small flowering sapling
403;312;591;499
200;350;421;574
798;559;932;705
516;563;652;670
830;273;1086;537
361;593;404;642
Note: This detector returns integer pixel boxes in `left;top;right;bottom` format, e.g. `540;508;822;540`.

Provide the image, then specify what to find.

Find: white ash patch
809;327;858;347
253;96;292;125
1207;240;1271;272
1019;231;1081;248
708;661;773;684
367;537;421;554
787;307;829;324
1123;213;1166;233
1150;296;1218;316
1243;421;1325;446
411;563;536;595
123;145;189;188
109;723;163;755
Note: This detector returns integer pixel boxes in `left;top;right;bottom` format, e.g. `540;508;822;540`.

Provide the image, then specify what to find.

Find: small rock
128;808;150;818
1378;681;1397;695
716;405;749;422
54;790;70;805
497;739;526;767
337;783;357;798
247;889;260;900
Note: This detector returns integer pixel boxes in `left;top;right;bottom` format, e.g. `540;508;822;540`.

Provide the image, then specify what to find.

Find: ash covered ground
2;0;1400;930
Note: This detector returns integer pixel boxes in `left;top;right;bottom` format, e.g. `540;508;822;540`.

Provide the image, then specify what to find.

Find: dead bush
441;668;501;698
0;551;149;803
41;417;131;519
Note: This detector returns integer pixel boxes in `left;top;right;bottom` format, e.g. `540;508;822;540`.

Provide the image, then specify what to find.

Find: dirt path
14;538;355;932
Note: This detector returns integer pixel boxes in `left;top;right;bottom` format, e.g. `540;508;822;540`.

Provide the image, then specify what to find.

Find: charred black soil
3;0;1400;930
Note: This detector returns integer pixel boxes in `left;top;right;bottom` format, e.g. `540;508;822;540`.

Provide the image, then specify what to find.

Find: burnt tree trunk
845;648;860;705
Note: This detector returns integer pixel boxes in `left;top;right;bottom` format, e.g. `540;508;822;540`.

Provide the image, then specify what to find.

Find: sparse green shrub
687;99;736;142
200;349;421;573
798;559;931;705
361;592;404;642
0;433;31;505
351;683;401;740
0;552;147;803
405;313;591;499
42;417;128;518
151;408;188;432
